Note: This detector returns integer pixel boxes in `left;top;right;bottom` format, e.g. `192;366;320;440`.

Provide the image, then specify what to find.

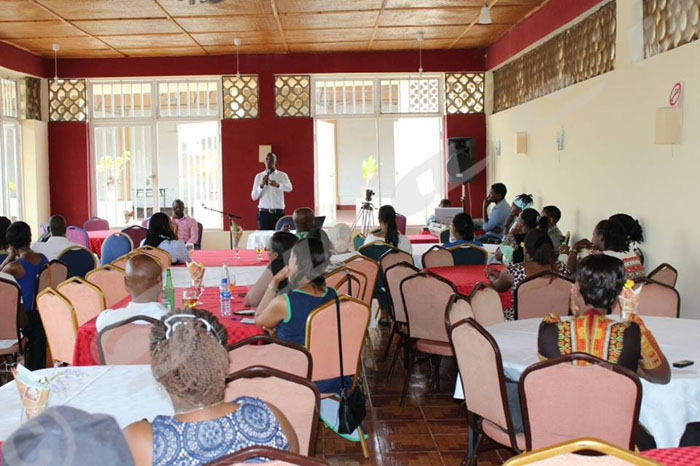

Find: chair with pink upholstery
421;245;454;269
36;288;79;365
305;296;370;458
86;265;128;309
0;277;25;358
34;260;68;303
395;213;407;235
444;293;474;328
136;245;171;269
325;266;367;301
399;270;457;406
519;353;642;451
447;317;524;464
83;217;110;231
343;255;379;307
110;253;134;270
120;225;148;249
207;446;328;465
514;272;574;320
65;226;89;248
227;335;312;379
634;277;680;318
647;263;678;288
469;283;506;327
97;315;159;365
504;437;658;466
379;248;414;274
224;366;320;456
56;277;106;326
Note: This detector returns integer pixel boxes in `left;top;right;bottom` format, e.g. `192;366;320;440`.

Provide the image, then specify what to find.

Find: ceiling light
52;43;60;81
417;32;424;78
478;1;492;25
234;37;241;78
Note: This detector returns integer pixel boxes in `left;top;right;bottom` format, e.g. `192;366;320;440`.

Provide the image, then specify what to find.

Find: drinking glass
233;230;242;259
229;273;237;295
183;288;198;309
186;243;195;255
255;240;264;261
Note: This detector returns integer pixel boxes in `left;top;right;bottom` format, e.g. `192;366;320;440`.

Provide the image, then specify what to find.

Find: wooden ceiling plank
448;0;500;48
270;0;289;52
367;0;389;50
152;0;208;55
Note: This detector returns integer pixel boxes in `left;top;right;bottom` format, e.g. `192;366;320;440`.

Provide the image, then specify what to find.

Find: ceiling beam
367;0;388;50
27;0;127;57
448;0;500;49
270;0;289;52
152;0;208;55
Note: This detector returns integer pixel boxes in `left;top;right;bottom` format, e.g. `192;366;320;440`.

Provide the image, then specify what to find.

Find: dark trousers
22;311;47;370
257;210;284;230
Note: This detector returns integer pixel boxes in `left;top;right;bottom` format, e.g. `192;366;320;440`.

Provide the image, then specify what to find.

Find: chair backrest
520;353;642;451
97;315;159;365
227;335;313;379
384;262;420;324
57;246;98;279
444;293;474;328
379;248;414;275
514;272;574;320
120;225;148;250
469;283;506;327
439;228;450;243
206;445;328;465
343;255;379;306
647;263;678;288
136;246;171;269
36;288;79;364
401;271;457;342
35;260;68;298
0;277;22;346
65;226;89;248
195;222;203;248
224;366;320;456
101;233;133;265
83;217;110;231
503;437;658;466
324;266;367;301
327;223;352;254
56;277;106;326
352;232;365;251
449;244;488;266
85;265;128;309
422;245;454;269
110;252;134;270
634;278;680;318
0;252;7;263
447;317;519;449
275;215;296;231
395;213;407;235
357;241;393;262
305;296;370;385
141;217;150;228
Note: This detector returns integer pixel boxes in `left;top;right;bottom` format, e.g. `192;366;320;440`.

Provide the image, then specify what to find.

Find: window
314;79;374;116
158;80;218;118
92;81;153;118
380;78;440;114
0;78;22;221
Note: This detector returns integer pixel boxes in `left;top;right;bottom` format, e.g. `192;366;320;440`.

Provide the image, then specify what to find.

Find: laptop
434;207;463;226
314;216;326;229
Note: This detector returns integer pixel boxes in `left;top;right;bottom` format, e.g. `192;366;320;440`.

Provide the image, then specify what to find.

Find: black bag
334;294;366;434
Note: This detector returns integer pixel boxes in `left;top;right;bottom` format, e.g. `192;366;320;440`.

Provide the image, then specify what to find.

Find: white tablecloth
0;365;173;441
453;316;700;448
169;265;266;288
246;230;278;250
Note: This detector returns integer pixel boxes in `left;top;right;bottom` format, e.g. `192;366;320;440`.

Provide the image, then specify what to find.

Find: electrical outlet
556;129;564;151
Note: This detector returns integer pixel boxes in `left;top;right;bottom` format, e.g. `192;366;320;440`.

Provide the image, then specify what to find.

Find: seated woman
0;215;10;251
503;193;534;234
610;213;645;264
142;212;190;264
564;218;645;280
124;308;299;465
0;221;48;369
497;208;545;264
443;212;483;248
538;254;671;385
364;205;412;254
244;231;298;307
487;228;570;321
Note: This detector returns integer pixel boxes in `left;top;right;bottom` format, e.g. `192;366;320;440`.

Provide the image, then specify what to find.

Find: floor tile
380;452;444;465
421;405;463;421
432;434;469;453
426;419;468;435
373;406;425;421
374;420;431;436
378;434;438;453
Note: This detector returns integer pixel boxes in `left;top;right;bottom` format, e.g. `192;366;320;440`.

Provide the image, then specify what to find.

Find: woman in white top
142;212;191;264
364;205;412;254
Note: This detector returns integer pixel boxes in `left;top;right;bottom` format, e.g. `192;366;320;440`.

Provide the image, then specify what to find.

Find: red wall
48;122;91;226
445;113;487;218
0;42;49;77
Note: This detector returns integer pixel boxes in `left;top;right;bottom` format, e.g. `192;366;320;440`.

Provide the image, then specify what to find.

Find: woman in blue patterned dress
123;308;299;465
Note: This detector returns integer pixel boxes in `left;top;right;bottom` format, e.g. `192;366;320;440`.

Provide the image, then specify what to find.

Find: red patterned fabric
86;229;118;257
175;249;270;267
642;447;700;465
72;285;262;366
428;265;512;310
407;234;439;244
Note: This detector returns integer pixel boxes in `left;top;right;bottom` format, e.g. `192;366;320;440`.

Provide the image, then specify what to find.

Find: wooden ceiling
0;0;548;58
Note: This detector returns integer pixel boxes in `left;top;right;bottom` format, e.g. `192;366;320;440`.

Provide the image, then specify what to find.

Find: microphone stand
201;205;242;249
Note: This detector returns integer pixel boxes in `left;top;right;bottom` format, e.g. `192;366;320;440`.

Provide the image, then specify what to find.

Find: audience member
541;205;565;250
443;212;482;248
426;198;452;226
498;208;546;264
2;406;135;466
170;199;199;245
0;215;10;250
124;308;298;465
610;213;645;264
292;207;332;248
364;205;412;254
477;183;510;243
504;193;534;234
30;215;78;261
142;212;190;264
244;231;298;308
487;228;570;320
96;255;168;332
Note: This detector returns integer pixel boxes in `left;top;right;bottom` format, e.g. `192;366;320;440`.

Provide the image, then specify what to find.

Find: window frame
0;77;23;221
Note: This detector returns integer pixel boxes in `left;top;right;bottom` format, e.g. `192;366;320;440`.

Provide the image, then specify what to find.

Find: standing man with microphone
251;152;293;230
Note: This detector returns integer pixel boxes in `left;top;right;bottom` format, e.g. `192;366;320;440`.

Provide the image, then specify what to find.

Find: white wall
487;0;700;317
20;119;50;234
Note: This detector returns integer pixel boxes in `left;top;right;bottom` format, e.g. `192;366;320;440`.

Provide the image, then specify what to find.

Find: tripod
351;189;377;236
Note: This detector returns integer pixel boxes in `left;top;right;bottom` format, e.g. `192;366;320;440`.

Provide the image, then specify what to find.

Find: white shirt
364;232;413;254
251;169;293;210
139;238;191;264
31;236;78;261
96;301;168;333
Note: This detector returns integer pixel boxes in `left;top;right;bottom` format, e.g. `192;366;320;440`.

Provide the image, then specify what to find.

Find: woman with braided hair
123;308;298;466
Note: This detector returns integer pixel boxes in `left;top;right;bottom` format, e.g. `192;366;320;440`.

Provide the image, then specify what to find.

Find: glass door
314;119;337;223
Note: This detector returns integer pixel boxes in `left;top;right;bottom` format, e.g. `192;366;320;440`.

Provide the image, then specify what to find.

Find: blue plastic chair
57;246;98;279
101;233;133;265
66;226;89;248
449;244;488;266
275;216;296;231
353;232;366;251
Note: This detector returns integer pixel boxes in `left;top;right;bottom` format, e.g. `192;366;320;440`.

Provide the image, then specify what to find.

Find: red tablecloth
87;230;119;257
72;285;262;366
428;265;512;310
180;249;270;267
642;447;700;465
407;234;439;244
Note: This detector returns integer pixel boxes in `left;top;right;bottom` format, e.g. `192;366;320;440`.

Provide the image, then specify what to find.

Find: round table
428;265;511;310
407;234;439;244
184;249;270;268
454;316;700;448
86;230;119;257
642;446;700;464
246;230;278;250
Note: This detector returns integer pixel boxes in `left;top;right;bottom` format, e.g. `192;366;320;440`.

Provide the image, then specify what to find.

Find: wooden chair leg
363;334;378;370
386;334;406;383
357;425;370;459
381;322;397;362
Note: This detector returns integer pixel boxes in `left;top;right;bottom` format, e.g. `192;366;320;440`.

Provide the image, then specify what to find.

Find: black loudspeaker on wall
447;137;475;184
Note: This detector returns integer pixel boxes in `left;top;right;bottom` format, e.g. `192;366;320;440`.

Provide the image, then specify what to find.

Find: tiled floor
314;327;514;466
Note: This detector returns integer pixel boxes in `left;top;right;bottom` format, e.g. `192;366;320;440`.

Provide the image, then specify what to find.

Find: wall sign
669;82;683;107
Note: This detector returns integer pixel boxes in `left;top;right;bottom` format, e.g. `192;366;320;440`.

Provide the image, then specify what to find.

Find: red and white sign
669;82;683;107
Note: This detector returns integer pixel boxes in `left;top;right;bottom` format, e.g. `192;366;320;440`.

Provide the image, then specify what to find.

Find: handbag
334;288;366;434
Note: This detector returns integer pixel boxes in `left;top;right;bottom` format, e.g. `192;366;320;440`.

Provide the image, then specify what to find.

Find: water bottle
163;269;175;310
219;266;232;317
